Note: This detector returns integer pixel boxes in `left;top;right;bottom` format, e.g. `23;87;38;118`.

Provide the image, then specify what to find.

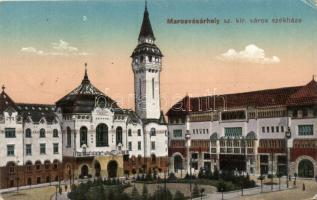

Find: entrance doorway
220;154;246;172
81;165;89;178
107;160;118;178
298;159;314;178
174;155;183;172
95;161;101;177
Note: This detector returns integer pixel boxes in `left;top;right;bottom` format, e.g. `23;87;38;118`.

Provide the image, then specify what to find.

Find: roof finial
313;74;316;81
145;0;148;11
1;85;5;92
82;63;90;84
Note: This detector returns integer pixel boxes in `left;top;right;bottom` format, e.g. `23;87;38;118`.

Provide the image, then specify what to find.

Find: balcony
73;150;129;157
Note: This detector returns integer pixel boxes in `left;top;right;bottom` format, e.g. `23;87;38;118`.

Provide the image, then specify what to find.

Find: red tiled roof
286;80;317;106
167;80;317;116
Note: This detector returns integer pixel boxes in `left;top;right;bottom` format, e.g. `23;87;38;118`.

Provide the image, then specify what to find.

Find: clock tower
131;1;163;119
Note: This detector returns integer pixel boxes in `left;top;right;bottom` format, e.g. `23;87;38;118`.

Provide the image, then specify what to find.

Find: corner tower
131;1;163;119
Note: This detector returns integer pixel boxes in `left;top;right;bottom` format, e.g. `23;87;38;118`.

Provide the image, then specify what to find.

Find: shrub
217;180;235;192
168;172;177;181
173;190;186;200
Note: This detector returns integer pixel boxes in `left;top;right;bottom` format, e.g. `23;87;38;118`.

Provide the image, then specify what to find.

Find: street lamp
185;130;192;198
285;127;291;188
55;185;58;200
16;158;20;193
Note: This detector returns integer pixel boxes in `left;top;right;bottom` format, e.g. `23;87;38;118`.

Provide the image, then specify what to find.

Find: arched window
151;154;156;164
66;127;71;147
53;129;58;138
53;160;59;169
35;161;41;170
40;128;45;138
25;128;32;138
80;126;88;146
26;161;32;173
44;160;51;170
7;162;16;174
116;127;123;145
150;128;156;136
96;124;108;147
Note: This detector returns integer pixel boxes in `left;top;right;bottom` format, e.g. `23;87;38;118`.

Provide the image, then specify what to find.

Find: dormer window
40;128;46;138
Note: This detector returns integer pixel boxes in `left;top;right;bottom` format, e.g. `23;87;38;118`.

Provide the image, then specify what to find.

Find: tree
142;184;149;200
173;190;186;200
198;168;205;179
258;175;265;193
213;167;219;180
192;183;200;198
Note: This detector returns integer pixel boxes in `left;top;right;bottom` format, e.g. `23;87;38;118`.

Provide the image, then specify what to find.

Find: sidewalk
0;181;61;195
195;184;294;200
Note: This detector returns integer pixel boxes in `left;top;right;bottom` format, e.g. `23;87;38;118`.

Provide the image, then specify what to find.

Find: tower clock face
97;96;106;108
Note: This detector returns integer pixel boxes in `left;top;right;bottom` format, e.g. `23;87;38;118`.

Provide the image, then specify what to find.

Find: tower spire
82;63;90;84
138;0;155;41
1;85;5;92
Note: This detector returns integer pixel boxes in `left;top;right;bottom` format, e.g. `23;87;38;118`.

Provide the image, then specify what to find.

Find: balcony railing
73;150;129;157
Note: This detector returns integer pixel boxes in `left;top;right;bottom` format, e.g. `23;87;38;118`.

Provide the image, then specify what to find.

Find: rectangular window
7;145;14;156
281;126;284;132
5;128;16;138
26;144;32;155
53;143;59;154
40;143;46;154
137;129;141;136
151;141;155;150
128;142;132;151
298;125;314;136
173;129;182;138
138;141;141;150
276;126;279;133
262;127;265;133
267;127;270;133
271;126;274;133
224;127;242;137
53;129;59;138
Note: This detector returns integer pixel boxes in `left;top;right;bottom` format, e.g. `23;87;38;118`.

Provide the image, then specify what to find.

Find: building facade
167;79;317;178
0;3;168;189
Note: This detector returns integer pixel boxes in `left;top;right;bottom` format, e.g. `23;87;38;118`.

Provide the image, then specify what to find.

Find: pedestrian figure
302;183;305;191
289;175;291;181
65;184;68;192
315;175;317;182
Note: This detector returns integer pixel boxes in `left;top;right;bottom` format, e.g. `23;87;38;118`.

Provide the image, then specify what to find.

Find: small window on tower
149;56;152;62
139;79;142;97
152;78;154;99
140;56;144;63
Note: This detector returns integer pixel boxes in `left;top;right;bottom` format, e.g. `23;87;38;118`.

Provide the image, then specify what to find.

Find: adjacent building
167;79;317;178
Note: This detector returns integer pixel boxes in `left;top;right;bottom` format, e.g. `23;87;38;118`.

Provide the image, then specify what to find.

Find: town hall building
0;2;168;189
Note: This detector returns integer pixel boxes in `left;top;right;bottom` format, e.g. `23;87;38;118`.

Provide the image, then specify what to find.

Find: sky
0;0;316;112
